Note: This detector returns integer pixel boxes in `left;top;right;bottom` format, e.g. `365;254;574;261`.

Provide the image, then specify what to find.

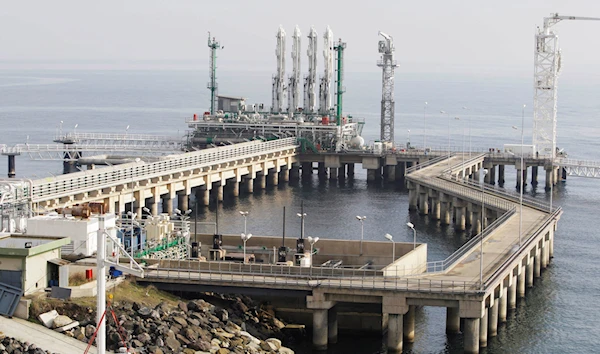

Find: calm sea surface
1;70;599;353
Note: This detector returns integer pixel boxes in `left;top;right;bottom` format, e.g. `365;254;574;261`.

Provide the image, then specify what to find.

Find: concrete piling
446;307;460;334
479;309;488;348
312;309;328;350
387;314;404;353
499;287;507;323
403;306;415;343
489;300;498;337
463;318;480;354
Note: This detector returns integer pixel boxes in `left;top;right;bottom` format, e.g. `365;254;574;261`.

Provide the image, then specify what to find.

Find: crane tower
304;27;318;114
319;26;334;115
533;13;600;158
207;33;221;115
288;26;301;118
272;26;286;113
334;39;346;124
377;31;398;145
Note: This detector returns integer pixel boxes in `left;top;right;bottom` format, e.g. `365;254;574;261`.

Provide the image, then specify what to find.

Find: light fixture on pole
407;129;411;149
407;222;416;250
512;106;525;247
126;125;130;135
296;211;307;240
74;123;78;135
59;120;64;137
356;216;366;255
384;233;395;261
241;232;252;264
239;211;249;235
462;106;471;158
440;110;451;165
423;102;428;150
455;116;465;179
307;236;319;272
479;168;488;291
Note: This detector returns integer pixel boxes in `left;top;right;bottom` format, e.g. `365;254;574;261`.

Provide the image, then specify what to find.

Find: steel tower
319;26;334;115
533;14;600;158
272;26;286;113
334;39;346;125
288;26;301;118
207;33;221;115
304;27;318;114
377;31;398;145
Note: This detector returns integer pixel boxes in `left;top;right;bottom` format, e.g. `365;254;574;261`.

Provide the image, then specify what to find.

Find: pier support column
531;166;538;185
526;256;534;288
282;168;290;182
489;165;496;185
231;181;240;197
328;306;338;344
216;183;224;202
367;169;376;182
245;178;254;194
149;197;158;216
545;167;553;191
465;203;473;226
419;190;429;215
431;197;441;220
549;233;554;259
472;210;482;235
317;162;326;176
541;239;548;269
201;187;210;206
498;165;505;185
403;305;415;343
441;194;451;225
508;275;517;309
177;192;188;212
484;164;492;184
386;165;396;182
290;164;300;180
387;314;404;353
446;307;460;334
162;196;173;215
270;169;279;186
454;200;466;231
534;247;541;278
302;162;313;176
312;309;328;350
257;173;266;189
518;266;526;298
488;299;498;337
479;308;488;348
329;167;338;181
347;163;355;178
499;287;508;323
463;318;480;354
408;182;418;211
516;168;523;190
7;154;16;178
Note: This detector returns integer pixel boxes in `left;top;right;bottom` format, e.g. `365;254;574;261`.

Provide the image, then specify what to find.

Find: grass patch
69;272;94;286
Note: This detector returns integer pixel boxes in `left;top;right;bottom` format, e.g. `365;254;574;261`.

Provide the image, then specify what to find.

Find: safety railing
56;132;181;142
425;207;516;274
405;155;452;174
31;138;299;201
483;206;562;289
556;158;600;168
441;153;486;175
145;260;481;294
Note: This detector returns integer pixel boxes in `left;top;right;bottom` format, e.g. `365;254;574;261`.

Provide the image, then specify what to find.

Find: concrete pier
545;167;553;191
479;309;488;348
498;164;505;185
216;184;224;202
387;314;404;353
386;165;396;182
245;178;254;193
231;180;240;197
257;174;266;189
526;257;534;287
270;169;279;186
347;163;355;178
531;166;538;185
329;167;338;181
431;198;441;220
328;306;338;344
541;240;548;268
534;248;541;278
408;182;418;211
162;196;173;215
419;191;429;215
454;202;466;231
7;154;16;178
499;287;507;323
177;192;188;211
446;307;460;334
302;162;313;176
463;318;480;354
489;165;496;185
488;299;498;337
518;267;526;297
312;310;328;350
403;306;415;343
282;168;290;182
367;169;377;182
508;275;517;309
318;162;326;176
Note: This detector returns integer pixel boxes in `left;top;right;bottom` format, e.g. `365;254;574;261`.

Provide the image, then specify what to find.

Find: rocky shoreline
33;292;299;354
0;336;57;354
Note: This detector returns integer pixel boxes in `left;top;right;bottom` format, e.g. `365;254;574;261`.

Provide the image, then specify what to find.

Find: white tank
349;136;365;149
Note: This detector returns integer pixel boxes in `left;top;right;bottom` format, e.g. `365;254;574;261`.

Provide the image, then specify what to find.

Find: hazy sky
2;0;600;75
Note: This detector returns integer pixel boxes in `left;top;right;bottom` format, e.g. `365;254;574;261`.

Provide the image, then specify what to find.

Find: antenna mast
289;26;302;118
377;31;398;145
207;33;221;115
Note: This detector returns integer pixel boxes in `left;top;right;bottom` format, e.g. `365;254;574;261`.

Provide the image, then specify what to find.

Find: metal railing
31;138;298;202
145;259;481;294
441;153;486;175
56;132;182;142
483;206;562;289
405;155;451;174
425;207;516;273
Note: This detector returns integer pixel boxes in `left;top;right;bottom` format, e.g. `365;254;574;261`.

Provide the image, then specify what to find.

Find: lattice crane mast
533;13;600;158
377;31;398;145
207;33;222;116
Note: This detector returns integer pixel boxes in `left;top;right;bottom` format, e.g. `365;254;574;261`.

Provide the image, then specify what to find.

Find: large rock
52;315;73;329
216;348;230;354
188;339;212;351
137;307;152;317
265;338;282;350
260;340;278;351
215;308;229;322
178;301;189;313
85;324;96;338
164;335;181;351
137;332;152;343
172;316;188;327
279;347;295;354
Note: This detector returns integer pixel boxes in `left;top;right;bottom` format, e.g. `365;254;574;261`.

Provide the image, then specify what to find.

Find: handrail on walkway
406;154;452;174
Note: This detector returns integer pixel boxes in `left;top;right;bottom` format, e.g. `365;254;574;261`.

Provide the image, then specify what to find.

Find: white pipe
96;215;106;354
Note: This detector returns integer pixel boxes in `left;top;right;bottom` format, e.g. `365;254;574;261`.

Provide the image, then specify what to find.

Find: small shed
217;95;246;113
0;234;70;294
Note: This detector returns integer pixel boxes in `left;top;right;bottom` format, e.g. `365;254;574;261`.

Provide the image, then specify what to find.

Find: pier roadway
138;155;561;353
26;138;299;214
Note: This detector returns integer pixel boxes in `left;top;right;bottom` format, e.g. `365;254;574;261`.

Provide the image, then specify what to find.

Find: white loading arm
543;13;600;33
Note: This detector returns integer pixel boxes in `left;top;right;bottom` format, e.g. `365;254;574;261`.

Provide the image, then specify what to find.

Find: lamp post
407;129;411;149
59;120;63;137
455;116;465;178
74;123;78;136
296;211;306;240
407;222;416;250
126;125;130;136
241;232;252;264
462;106;471;158
423;102;428;150
440;110;451;165
512;114;525;247
479;168;488;290
356;216;366;254
239;211;249;235
384;233;395;261
307;236;319;273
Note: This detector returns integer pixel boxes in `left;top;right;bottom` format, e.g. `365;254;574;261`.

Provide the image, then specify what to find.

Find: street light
440;110;451;165
384;233;395;261
356;216;366;255
455;116;465;178
307;236;319;273
126;125;130;135
423;102;428;150
407;222;416;250
407;129;411;149
74;123;78;135
241;232;252;264
512;103;526;246
296;211;307;240
479;168;488;290
239;211;249;235
462;106;471;158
